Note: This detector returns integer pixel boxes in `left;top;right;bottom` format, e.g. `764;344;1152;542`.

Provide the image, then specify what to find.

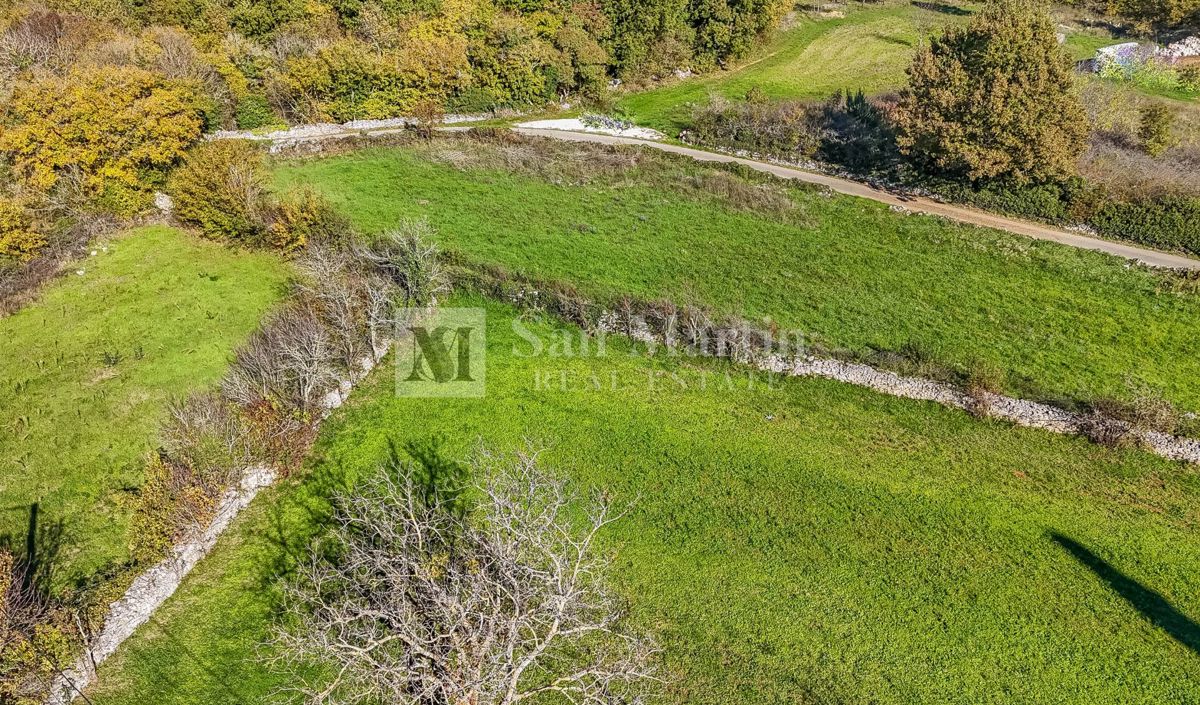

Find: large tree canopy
895;0;1087;185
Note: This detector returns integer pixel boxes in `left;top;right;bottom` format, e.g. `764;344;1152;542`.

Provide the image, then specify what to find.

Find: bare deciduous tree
160;391;252;493
297;245;371;375
223;302;339;416
355;220;449;309
363;272;402;358
267;449;658;705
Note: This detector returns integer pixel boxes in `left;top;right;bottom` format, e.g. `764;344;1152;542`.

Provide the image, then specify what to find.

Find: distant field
1062;30;1121;62
88;297;1200;704
0;226;287;584
618;3;973;133
1062;28;1199;102
273;140;1200;413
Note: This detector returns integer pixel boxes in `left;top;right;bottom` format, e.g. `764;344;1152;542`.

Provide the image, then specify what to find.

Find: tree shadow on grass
911;0;973;15
0;502;66;605
1051;532;1200;656
869;33;915;47
255;435;465;605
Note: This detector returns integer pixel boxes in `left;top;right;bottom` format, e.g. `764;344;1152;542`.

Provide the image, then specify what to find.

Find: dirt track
512;127;1200;271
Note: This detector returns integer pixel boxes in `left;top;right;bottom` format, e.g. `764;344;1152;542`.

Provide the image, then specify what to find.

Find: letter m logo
396;308;486;398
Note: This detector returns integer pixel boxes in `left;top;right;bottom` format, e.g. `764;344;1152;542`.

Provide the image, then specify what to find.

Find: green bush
896;0;1086;184
0;198;45;262
1090;195;1200;255
935;178;1200;256
267;187;353;252
934;179;1081;222
129;452;218;564
235;93;278;130
689;98;820;159
169;140;270;244
1138;104;1175;157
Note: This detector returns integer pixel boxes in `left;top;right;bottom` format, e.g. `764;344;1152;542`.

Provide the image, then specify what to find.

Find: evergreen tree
895;0;1087;185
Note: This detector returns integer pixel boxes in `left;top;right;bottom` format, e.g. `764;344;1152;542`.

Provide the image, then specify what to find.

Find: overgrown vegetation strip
48;325;396;704
46;467;276;704
28;209;444;701
461;266;1200;463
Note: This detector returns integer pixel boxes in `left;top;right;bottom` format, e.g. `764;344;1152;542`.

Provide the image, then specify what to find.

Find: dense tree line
0;0;787;263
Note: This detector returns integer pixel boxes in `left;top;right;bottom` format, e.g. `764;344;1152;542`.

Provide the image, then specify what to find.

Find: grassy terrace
0;226;287;584
274;140;1200;413
617;3;972;133
89;298;1200;704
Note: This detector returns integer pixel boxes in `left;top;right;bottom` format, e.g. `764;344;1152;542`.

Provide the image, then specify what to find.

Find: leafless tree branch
266;448;658;705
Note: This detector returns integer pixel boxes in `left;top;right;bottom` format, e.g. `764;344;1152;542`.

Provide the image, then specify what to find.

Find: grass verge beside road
274;140;1200;414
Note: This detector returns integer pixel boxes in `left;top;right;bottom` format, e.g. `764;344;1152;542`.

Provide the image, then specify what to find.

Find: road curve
512;127;1200;271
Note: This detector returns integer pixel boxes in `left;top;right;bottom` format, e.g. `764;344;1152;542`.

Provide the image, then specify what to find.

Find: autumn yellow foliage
0;65;204;205
0;198;45;261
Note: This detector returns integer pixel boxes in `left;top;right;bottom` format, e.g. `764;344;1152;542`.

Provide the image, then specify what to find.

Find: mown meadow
88;297;1200;704
273;138;1200;414
0;226;287;584
616;3;973;133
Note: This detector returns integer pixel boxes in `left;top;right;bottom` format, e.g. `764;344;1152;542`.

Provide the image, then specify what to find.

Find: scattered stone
153;191;173;214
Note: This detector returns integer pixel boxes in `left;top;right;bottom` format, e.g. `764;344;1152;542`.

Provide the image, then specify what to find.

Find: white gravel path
514;118;665;141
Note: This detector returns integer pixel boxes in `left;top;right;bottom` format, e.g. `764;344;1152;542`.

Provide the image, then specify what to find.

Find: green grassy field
617;3;972;133
0;226;287;584
1062;30;1121;63
273;141;1200;414
88;297;1200;704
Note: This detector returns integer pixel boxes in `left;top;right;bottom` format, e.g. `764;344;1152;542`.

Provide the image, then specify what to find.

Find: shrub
169;140;270;244
0;65;203;212
129;452;219;564
160;392;253;493
964;361;1005;418
410;97;445;139
1079;134;1200;201
932;178;1083;222
815;90;900;174
0;199;45;262
1138;104;1175;158
222;301;340;417
0;549;74;705
1092;385;1180;436
930;175;1200;255
1089;195;1200;255
356;220;449;308
235;93;278;130
895;0;1086;184
1182;66;1200;92
689;97;820;159
267;187;351;252
295;244;381;372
